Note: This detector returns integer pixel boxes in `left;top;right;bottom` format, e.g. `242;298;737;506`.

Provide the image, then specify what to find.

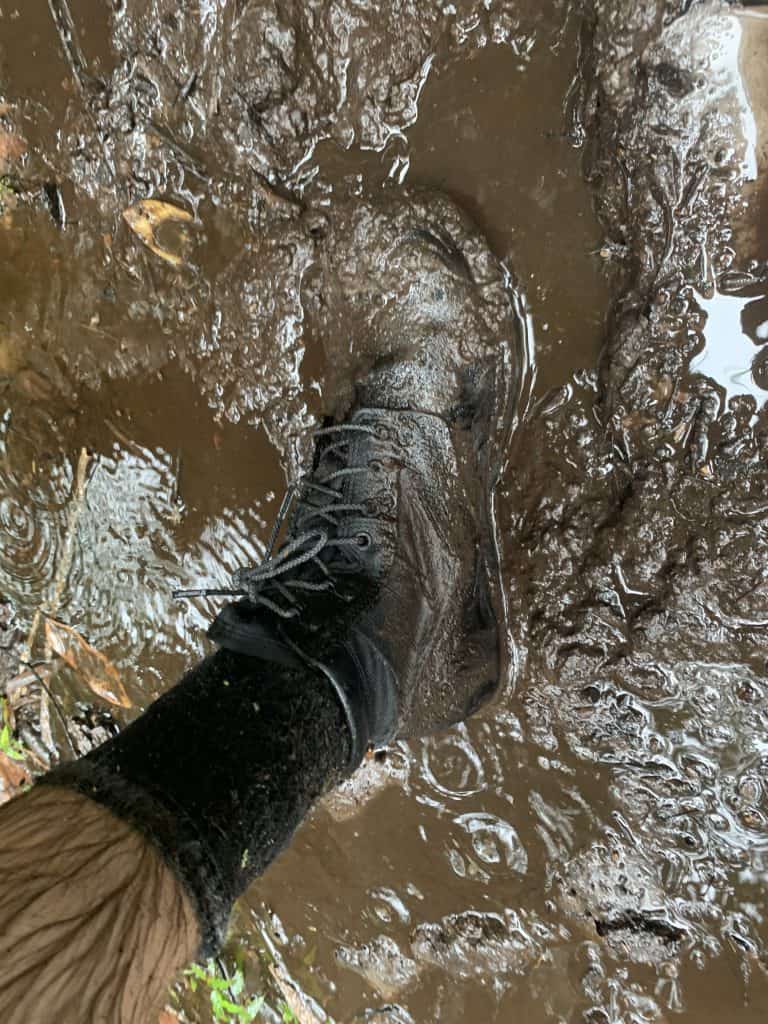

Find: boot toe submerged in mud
205;188;526;762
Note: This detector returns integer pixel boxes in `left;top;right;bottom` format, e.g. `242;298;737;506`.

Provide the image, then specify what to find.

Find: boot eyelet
356;532;372;549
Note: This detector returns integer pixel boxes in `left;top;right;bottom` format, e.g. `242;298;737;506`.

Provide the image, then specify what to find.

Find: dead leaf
0;751;30;805
5;665;52;699
45;618;132;708
0;336;24;377
0;128;26;173
123;198;193;267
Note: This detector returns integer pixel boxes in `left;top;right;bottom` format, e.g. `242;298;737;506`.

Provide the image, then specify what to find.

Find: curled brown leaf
0;752;30;805
45;617;132;709
0;128;26;174
123;198;193;267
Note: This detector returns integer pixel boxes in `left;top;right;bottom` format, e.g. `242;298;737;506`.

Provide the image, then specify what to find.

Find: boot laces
173;423;381;619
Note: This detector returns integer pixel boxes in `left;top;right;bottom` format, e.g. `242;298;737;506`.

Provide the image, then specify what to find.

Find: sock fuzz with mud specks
44;647;353;955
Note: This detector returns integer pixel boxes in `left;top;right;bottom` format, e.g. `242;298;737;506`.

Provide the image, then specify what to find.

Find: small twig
147;121;210;182
105;418;136;450
21;447;92;663
21;662;77;758
268;961;324;1024
47;0;103;96
18;449;92;761
176;71;198;105
38;678;54;752
22;614;42;671
16;725;50;770
80;322;123;345
253;171;303;215
170;447;183;507
214;958;243;1012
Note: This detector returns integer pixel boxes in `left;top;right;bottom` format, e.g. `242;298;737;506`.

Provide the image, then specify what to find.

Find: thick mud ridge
2;1;768;1022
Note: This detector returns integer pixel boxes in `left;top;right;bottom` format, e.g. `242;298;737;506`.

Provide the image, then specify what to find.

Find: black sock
45;648;352;954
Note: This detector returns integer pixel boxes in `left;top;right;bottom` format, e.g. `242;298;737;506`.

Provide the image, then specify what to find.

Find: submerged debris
0;128;25;174
45;618;131;709
123;198;195;267
0;694;30;803
0;750;29;804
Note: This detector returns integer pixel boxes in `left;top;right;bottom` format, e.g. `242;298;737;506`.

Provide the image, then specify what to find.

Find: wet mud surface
2;0;768;1021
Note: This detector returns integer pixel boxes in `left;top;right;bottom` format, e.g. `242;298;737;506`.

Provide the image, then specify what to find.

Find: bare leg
0;649;350;1023
0;788;198;1024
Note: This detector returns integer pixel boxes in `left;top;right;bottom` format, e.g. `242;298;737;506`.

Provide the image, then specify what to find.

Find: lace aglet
172;587;244;601
263;483;298;562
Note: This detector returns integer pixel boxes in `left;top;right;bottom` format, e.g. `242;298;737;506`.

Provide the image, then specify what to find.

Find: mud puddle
2;0;768;1022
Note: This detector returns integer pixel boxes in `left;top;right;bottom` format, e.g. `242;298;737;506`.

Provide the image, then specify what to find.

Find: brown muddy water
1;1;768;1022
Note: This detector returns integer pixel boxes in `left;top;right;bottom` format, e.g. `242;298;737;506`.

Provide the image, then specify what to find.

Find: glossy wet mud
1;1;768;1022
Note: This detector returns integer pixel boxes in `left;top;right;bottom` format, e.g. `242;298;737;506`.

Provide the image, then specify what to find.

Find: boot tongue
208;601;304;666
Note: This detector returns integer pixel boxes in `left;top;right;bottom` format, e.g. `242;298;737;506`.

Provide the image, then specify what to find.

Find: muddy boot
204;188;524;757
